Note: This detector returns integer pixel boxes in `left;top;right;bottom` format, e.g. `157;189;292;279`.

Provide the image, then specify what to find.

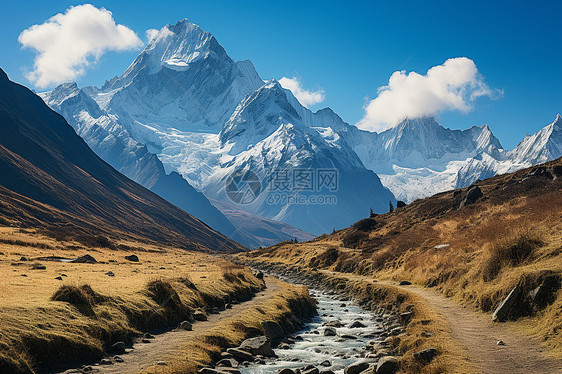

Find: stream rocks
344;360;371;374
239;336;275;357
261;320;285;343
228;262;409;374
349;320;367;328
375;356;398;374
225;348;254;362
217;358;239;367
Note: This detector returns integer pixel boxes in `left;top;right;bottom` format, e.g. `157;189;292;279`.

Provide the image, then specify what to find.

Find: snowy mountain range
40;18;561;243
346;115;561;202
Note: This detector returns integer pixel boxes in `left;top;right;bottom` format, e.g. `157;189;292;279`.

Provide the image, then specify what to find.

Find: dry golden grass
144;278;315;374
0;227;263;373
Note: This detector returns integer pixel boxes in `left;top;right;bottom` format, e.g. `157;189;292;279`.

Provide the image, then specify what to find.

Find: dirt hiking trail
60;278;280;374
331;271;561;374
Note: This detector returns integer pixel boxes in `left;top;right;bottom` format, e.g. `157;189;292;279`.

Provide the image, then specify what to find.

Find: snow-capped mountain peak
220;80;302;151
509;113;562;164
144;19;224;74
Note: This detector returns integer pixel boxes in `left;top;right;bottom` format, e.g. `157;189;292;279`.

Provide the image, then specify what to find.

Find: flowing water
240;290;383;374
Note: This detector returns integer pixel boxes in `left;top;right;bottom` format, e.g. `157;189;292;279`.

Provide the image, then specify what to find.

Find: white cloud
146;29;159;42
279;77;325;108
357;57;501;132
18;4;143;88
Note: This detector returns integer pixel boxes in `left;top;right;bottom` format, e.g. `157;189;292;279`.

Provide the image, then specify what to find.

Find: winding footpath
61;278;280;374
325;271;562;374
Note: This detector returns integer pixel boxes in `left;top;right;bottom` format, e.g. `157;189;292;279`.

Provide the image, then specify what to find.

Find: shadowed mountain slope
0;69;243;252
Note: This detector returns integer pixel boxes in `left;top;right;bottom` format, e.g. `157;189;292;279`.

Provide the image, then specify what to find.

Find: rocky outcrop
459;185;483;208
492;286;520;322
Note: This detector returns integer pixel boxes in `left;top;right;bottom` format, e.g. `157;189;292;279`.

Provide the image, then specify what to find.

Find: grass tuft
482;232;543;281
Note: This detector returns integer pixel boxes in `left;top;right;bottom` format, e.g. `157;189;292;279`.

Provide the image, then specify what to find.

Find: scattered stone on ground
193;310;207;321
110;342;126;354
413;348;438;363
179;320;192;330
125;254;139;262
72;254;97;264
459;185;483;208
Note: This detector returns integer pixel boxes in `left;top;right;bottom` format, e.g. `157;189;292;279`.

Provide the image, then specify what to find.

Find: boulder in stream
239;336;274;357
324;327;337;336
276;369;296;374
226;348;254;363
301;365;320;374
344;360;371;374
349;320;367;328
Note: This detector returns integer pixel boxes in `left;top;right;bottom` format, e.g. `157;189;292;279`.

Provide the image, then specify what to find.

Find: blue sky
0;0;560;148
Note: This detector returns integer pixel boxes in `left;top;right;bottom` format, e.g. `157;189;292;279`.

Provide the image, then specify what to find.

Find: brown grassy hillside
243;158;562;352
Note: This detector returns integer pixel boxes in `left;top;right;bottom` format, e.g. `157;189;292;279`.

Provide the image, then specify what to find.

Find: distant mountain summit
209;80;394;233
97;18;263;134
509;114;562;164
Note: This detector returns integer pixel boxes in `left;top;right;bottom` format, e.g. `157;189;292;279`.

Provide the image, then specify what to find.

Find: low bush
342;231;368;249
482;233;543;281
353;218;384;232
